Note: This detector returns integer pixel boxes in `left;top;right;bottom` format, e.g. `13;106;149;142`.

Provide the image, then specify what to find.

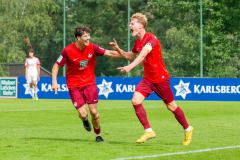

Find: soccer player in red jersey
52;26;121;142
110;13;193;145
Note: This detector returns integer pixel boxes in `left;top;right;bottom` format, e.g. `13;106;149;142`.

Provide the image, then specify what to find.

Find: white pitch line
112;145;240;160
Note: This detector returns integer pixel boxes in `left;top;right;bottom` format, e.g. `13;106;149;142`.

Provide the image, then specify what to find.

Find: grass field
0;99;240;160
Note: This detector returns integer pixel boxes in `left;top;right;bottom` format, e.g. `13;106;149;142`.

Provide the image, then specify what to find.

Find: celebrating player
110;13;193;145
52;26;121;142
24;38;40;100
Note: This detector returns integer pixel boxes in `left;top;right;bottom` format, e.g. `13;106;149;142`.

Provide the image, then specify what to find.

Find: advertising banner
0;77;18;98
17;76;240;101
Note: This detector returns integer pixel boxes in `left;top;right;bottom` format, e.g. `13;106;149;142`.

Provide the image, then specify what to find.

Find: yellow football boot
136;131;156;143
182;126;194;145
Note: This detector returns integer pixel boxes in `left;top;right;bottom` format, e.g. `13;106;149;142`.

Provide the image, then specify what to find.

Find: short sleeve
145;36;158;48
56;49;67;67
36;58;41;65
93;44;105;56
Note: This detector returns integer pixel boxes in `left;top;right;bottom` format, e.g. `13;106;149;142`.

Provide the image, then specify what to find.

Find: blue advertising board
18;76;240;101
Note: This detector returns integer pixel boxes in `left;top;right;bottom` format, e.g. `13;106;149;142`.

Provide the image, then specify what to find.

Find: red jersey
56;43;105;88
132;32;169;83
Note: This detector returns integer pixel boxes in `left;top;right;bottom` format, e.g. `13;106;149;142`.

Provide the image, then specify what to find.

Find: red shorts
68;84;98;110
135;78;174;104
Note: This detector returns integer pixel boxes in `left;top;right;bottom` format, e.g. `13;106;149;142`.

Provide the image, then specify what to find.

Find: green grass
0;99;240;160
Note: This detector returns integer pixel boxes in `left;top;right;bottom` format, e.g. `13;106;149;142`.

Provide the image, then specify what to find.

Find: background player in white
24;38;40;100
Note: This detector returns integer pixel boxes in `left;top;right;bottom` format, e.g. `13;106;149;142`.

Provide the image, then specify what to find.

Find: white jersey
25;57;40;75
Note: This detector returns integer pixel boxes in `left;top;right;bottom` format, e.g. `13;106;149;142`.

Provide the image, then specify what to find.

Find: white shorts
27;74;38;84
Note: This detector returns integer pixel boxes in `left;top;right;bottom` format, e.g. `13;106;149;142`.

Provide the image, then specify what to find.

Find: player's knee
132;97;141;105
78;112;87;119
77;107;88;119
90;108;98;117
90;111;99;121
91;112;99;120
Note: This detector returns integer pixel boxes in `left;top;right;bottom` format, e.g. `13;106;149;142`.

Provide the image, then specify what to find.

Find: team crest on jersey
88;53;93;58
80;60;88;69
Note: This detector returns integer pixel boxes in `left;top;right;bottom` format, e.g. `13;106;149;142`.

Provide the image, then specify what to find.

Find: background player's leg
32;81;38;100
29;83;35;99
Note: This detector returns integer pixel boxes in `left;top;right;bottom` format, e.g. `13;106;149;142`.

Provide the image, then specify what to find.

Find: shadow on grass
24;137;93;143
24;137;133;145
23;137;174;146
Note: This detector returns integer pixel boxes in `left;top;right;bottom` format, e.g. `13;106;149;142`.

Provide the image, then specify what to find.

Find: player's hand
51;82;59;94
109;38;119;50
37;76;40;81
117;65;132;73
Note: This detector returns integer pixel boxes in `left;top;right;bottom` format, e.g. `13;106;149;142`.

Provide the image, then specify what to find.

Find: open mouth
130;29;133;33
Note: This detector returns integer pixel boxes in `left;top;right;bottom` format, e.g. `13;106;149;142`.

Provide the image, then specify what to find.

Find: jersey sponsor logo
57;55;63;63
79;60;88;69
174;80;191;99
97;79;114;98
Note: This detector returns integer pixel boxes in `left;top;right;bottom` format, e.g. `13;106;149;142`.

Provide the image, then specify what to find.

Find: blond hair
131;13;148;28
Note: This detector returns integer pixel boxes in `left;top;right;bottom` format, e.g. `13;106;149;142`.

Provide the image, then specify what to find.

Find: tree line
0;0;239;77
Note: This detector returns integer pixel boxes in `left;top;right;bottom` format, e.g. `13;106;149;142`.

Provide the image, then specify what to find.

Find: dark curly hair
74;26;91;38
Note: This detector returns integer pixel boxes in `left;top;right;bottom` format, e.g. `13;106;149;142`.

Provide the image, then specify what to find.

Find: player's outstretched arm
117;45;151;73
104;50;124;58
109;39;135;61
51;63;60;94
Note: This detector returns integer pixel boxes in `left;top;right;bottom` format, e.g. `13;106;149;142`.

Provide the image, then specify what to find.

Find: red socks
133;104;151;129
172;107;189;129
133;104;189;130
94;127;101;135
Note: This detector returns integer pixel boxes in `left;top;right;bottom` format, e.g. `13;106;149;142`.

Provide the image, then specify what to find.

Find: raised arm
117;44;151;73
103;50;124;58
109;39;135;61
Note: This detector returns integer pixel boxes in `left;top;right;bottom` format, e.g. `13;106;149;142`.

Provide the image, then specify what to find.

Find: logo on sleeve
57;55;63;63
88;53;93;58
